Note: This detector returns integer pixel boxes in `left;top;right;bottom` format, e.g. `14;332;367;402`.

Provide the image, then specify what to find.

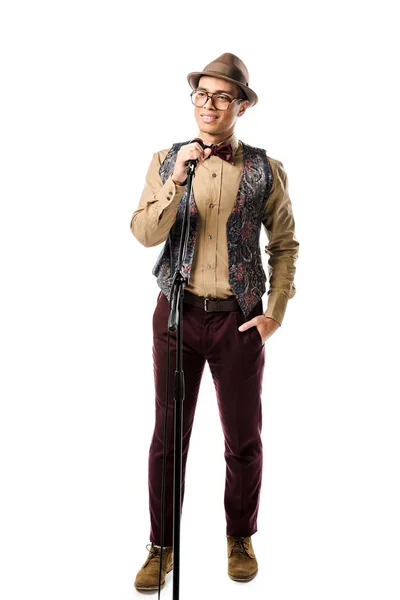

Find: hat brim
187;70;258;107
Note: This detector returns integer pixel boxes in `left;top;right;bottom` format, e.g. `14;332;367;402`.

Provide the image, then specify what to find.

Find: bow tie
207;142;233;163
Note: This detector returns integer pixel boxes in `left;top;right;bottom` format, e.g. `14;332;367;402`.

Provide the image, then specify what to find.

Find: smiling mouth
201;114;219;121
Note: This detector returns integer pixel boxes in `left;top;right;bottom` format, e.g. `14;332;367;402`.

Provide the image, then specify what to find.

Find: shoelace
145;543;170;566
231;537;250;556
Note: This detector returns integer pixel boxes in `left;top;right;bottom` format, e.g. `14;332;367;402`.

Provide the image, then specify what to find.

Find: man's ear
238;100;250;117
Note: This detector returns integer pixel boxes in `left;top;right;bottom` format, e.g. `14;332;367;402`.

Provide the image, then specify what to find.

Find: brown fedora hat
187;52;258;107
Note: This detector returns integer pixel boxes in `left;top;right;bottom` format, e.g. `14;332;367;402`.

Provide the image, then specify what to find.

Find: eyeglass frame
190;89;245;110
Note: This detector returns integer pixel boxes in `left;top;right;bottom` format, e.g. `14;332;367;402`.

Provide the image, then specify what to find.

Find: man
130;52;299;590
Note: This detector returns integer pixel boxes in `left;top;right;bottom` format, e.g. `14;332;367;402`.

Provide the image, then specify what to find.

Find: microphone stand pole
167;161;196;600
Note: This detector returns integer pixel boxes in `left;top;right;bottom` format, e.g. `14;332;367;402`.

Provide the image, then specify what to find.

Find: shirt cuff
263;291;290;326
154;174;186;218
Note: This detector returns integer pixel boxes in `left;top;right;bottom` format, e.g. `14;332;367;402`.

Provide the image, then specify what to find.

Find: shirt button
207;264;211;269
212;173;217;178
208;234;212;239
209;203;215;208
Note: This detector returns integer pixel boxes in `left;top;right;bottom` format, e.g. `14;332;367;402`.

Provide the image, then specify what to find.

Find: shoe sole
134;567;173;591
228;568;258;582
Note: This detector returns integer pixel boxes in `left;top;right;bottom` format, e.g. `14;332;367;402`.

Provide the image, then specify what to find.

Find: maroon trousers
148;290;265;546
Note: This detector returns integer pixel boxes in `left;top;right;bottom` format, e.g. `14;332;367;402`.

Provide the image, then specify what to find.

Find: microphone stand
167;160;196;600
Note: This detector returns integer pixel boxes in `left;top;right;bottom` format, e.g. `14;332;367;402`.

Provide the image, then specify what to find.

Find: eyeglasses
190;89;244;111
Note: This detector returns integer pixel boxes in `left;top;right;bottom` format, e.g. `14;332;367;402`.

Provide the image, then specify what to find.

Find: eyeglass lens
191;91;232;110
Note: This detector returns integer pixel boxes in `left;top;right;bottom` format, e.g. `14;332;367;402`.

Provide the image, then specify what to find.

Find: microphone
185;138;208;168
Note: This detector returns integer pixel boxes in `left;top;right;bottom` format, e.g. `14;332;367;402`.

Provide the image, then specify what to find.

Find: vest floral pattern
152;140;273;317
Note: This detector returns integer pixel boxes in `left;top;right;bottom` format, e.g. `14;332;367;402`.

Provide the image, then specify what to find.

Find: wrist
263;315;281;326
171;174;187;186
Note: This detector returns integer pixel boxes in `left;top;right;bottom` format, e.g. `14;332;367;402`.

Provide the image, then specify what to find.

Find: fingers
238;316;265;332
178;142;208;165
238;318;256;332
173;142;211;183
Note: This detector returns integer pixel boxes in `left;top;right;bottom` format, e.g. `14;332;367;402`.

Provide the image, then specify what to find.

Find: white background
1;1;399;599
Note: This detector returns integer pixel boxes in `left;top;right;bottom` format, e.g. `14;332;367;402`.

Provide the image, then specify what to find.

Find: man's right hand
171;141;212;185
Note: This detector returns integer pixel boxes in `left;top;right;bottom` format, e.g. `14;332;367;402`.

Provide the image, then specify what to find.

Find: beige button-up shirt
130;132;299;325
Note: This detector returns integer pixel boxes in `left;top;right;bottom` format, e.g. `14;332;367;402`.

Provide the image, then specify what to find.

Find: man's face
193;75;249;139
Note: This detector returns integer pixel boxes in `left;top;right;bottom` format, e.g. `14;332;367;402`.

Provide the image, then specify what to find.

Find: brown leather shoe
134;543;173;591
227;535;258;581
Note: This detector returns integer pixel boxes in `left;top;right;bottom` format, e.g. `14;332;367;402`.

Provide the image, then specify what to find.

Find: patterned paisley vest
152;140;273;317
